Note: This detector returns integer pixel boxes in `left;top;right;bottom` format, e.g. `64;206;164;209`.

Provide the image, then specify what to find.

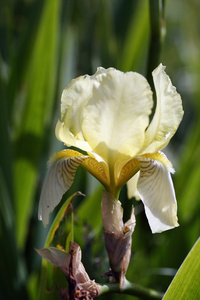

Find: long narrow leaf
119;0;149;72
13;0;61;248
163;238;200;299
38;192;83;300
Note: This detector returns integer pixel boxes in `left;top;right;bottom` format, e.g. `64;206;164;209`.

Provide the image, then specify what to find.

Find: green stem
100;278;164;300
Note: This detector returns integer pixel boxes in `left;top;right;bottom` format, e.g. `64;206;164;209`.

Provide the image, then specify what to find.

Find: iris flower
38;64;183;233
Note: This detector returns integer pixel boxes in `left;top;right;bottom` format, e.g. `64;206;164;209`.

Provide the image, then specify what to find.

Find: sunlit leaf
44;192;84;248
163;238;200;299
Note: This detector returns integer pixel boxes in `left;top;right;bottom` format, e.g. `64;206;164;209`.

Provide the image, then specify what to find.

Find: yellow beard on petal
138;151;174;173
81;158;110;190
49;149;84;165
116;158;140;191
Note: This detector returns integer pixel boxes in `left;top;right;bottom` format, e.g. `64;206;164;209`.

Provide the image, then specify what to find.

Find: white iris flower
38;64;183;233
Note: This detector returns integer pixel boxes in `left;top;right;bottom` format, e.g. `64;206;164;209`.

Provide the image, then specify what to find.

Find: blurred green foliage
0;0;200;299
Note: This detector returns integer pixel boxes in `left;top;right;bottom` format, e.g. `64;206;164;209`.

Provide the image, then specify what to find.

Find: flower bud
101;190;136;288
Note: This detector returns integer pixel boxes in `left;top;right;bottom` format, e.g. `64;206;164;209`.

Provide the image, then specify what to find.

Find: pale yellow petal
55;74;96;153
126;172;140;200
38;150;87;226
55;120;92;153
116;157;140;191
140;151;175;173
82;67;153;164
81;157;109;188
137;153;178;233
143;64;184;153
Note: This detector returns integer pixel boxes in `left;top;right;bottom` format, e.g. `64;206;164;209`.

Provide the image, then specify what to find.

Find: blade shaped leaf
13;0;61;248
38;192;84;300
163;238;200;300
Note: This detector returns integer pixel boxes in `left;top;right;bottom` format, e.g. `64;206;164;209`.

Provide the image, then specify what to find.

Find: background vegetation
0;0;200;299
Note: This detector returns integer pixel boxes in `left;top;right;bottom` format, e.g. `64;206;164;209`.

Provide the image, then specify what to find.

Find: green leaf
163;238;200;299
0;167;28;299
38;192;83;300
13;0;61;248
0;65;28;298
77;184;103;230
147;0;166;85
44;192;84;248
118;0;149;72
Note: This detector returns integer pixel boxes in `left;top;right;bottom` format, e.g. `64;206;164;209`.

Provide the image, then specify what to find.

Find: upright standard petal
55;120;93;153
55;74;98;153
38;150;87;226
82;67;153;164
137;153;178;233
143;64;184;153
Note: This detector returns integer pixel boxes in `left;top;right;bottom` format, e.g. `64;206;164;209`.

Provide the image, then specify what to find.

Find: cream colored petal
82;67;153;164
143;64;184;153
38;150;87;226
56;73;97;153
126;172;140;200
55;120;92;153
137;154;179;233
116;157;140;192
81;157;109;189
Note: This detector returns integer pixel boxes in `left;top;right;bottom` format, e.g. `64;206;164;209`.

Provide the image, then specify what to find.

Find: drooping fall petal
137;153;178;233
143;64;184;153
38;150;87;226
